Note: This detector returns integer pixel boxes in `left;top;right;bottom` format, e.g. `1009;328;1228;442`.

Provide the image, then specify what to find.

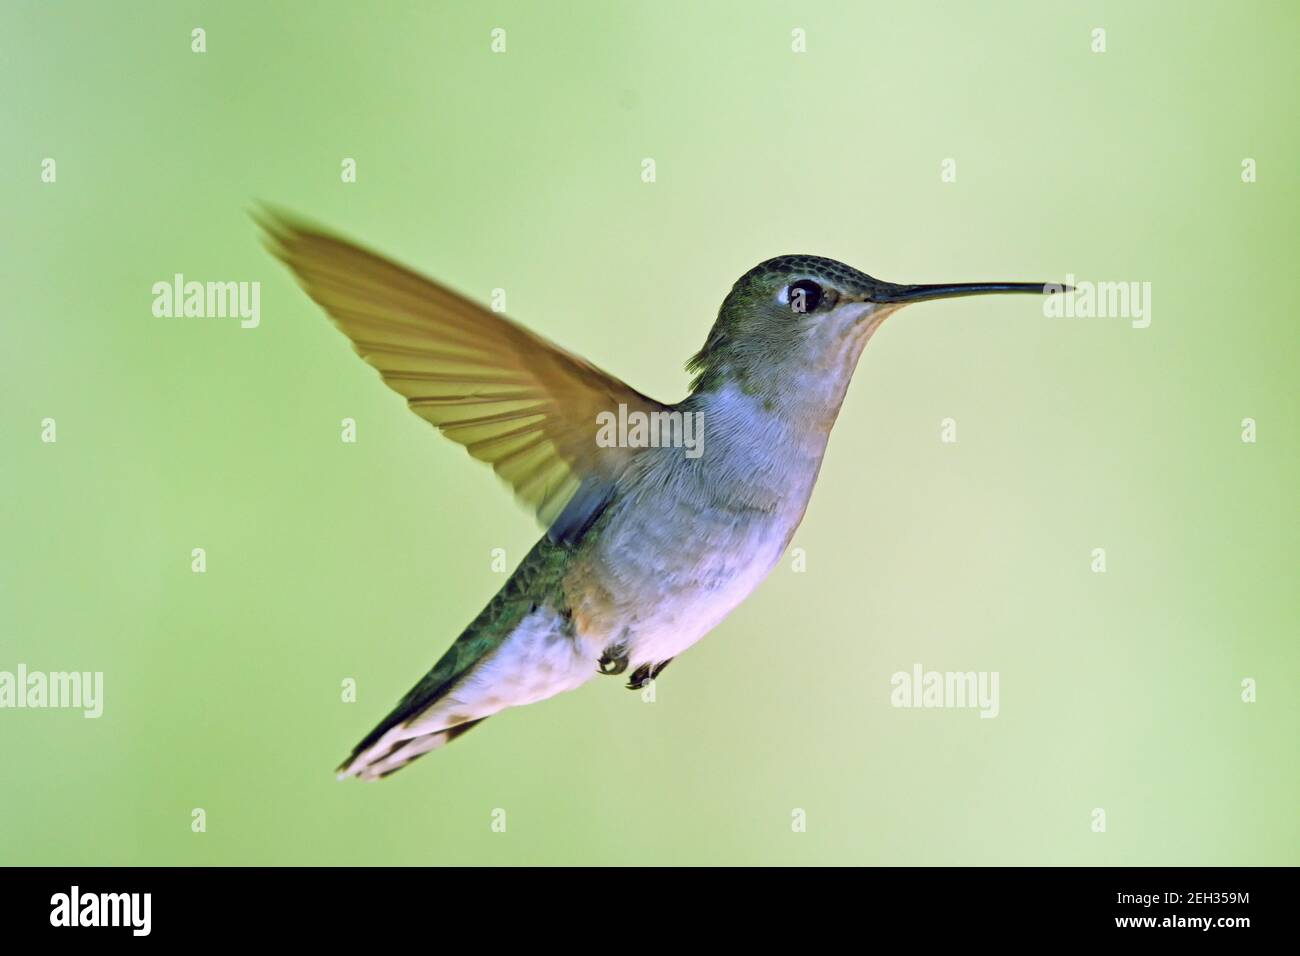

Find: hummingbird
260;212;1061;780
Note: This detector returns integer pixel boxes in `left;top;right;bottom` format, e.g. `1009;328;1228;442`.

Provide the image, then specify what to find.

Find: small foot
626;657;673;690
597;650;629;676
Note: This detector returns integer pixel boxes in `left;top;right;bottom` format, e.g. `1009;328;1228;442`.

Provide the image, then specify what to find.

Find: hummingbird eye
787;279;823;314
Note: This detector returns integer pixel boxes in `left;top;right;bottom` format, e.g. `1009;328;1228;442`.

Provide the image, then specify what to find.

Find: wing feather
260;211;665;537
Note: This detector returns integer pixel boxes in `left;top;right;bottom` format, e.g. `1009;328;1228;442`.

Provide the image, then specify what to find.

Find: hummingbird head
686;255;1062;409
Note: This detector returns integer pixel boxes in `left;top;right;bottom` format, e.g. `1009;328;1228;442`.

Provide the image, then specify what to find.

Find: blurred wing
261;211;665;542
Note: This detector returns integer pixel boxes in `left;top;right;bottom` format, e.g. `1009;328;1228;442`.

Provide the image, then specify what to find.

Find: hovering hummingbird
260;213;1061;780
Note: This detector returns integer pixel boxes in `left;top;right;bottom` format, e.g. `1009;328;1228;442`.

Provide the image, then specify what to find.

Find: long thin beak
872;281;1069;304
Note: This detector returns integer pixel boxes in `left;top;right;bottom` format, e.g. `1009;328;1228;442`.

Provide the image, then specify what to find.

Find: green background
2;1;1296;865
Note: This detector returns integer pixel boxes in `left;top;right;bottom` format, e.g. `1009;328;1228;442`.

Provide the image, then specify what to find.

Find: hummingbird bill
260;212;1062;781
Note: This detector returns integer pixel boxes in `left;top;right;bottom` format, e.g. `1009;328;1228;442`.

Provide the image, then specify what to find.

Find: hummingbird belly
433;606;597;718
566;471;810;670
562;385;831;671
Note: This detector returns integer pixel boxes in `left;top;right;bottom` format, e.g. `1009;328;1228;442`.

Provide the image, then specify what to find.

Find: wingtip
250;202;297;263
249;200;284;233
250;202;328;248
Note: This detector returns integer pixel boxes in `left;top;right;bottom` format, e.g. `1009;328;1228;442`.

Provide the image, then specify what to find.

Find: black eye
788;279;822;314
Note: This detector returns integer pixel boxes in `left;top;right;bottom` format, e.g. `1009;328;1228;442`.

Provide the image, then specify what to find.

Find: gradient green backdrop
2;1;1297;865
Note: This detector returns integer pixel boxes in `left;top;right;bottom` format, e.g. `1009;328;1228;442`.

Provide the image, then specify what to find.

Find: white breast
590;382;833;668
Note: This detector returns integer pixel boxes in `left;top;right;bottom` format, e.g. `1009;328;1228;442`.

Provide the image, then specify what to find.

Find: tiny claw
597;651;629;676
625;657;673;690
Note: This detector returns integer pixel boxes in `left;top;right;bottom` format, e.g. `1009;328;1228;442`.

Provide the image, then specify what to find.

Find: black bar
0;866;1279;941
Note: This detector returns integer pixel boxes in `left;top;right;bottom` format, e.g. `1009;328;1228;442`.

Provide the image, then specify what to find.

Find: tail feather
343;719;487;781
335;643;499;781
335;537;593;782
334;622;507;781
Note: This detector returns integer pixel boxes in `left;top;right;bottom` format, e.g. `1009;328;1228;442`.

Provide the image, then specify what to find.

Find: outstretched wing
260;211;666;541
